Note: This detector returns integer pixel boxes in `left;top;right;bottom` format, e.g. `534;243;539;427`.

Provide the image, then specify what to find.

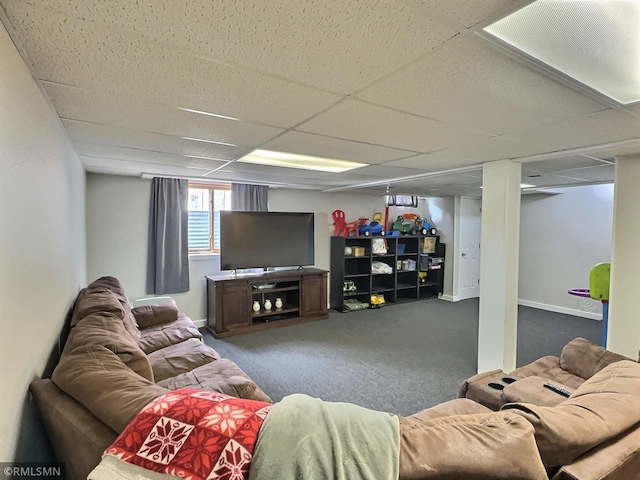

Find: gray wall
0;25;86;461
86;174;391;320
519;185;613;317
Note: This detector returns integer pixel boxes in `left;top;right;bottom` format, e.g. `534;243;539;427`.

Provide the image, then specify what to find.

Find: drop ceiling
2;0;637;196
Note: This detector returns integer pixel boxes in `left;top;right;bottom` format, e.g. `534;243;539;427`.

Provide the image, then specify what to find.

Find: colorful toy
390;215;414;235
357;216;385;236
414;217;437;236
370;294;385;308
332;209;359;237
568;262;610;347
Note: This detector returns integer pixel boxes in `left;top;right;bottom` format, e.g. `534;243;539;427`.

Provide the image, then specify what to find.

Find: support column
478;160;522;373
608;154;640;359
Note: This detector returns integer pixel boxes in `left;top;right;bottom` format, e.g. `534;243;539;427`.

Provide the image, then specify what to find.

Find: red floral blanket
89;388;272;480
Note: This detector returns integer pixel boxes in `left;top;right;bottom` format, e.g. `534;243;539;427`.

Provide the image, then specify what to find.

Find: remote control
543;383;572;398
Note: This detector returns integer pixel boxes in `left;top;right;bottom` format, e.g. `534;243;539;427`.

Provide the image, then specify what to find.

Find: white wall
0;25;86;461
519;184;614;318
86;174;390;320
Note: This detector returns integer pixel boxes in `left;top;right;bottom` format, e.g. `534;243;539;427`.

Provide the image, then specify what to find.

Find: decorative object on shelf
370;294;385;308
343;280;357;292
371;238;388;255
275;297;283;309
344;246;352;256
252;301;261;312
264;299;272;311
352;246;365;257
332;209;359;237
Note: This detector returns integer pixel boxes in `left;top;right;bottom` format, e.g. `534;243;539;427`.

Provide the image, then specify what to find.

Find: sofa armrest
552;425;640;480
132;300;179;329
502;376;575;407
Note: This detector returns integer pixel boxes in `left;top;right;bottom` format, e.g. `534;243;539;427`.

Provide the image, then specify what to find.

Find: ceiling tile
523;173;589;188
63;120;250;161
358;35;607;135
82;156;210;178
298;100;490;152
22;0;457;94
6;3;340;127
508;110;640;151
521;155;611;174
261;131;416;164
553;165;615;182
43;83;283;147
351;164;429;179
408;0;520;29
433;135;550;161
75;143;228;170
382;153;483;171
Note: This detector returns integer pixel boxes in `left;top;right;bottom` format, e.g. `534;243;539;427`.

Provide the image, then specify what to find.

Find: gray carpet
202;298;601;416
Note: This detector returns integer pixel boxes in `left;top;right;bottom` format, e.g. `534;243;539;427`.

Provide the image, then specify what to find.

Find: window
188;183;231;254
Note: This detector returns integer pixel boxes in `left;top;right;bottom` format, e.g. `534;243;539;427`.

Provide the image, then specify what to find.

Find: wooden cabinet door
301;273;328;317
216;281;251;332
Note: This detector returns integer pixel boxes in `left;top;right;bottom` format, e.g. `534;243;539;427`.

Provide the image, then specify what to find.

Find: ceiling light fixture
237;149;368;173
482;0;640;105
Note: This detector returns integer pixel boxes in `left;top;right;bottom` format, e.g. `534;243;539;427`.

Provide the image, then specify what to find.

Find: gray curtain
146;177;190;294
231;183;268;211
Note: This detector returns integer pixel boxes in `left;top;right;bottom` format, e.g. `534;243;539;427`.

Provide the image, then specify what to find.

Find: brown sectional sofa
30;276;270;480
31;277;640;480
459;337;640;479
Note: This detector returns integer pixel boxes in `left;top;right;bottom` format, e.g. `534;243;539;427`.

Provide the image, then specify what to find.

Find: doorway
457;197;482;300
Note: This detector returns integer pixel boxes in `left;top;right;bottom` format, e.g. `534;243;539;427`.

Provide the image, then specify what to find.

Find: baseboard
518;299;601;321
193;319;207;328
439;294;458;302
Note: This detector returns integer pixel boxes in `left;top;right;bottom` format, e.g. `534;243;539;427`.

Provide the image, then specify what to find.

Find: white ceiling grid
1;0;637;196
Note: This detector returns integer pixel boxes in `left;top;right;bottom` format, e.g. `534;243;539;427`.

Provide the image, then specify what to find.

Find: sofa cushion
512;355;585;390
559;337;631;380
502;376;575;407
138;314;203;354
146;338;220;382
503;360;640;468
156;358;272;403
52;344;168;433
132;300;179;329
401;398;492;430
70;277;141;340
63;311;154;382
398;411;547;479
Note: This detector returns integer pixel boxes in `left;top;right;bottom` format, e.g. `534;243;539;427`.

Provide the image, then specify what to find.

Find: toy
568;262;610;347
343;280;357;292
370;294;385;308
414;217;437;236
332;210;359;237
357;215;385;236
390;215;414;235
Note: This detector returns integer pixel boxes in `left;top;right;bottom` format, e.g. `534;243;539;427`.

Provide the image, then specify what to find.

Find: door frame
451;196;482;301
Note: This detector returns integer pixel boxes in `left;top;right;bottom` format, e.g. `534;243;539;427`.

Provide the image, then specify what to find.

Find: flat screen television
220;211;315;271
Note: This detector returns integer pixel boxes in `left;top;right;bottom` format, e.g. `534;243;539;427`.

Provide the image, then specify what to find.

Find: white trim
439;294;458;302
518;299;601;321
193;319;207;328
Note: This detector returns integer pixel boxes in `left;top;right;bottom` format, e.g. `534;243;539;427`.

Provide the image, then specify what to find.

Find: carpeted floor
202;298;601;416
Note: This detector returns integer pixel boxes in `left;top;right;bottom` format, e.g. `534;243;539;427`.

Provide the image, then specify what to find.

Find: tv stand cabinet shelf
330;235;445;312
206;268;328;338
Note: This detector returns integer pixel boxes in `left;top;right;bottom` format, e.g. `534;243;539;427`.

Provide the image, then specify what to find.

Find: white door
458;197;482;300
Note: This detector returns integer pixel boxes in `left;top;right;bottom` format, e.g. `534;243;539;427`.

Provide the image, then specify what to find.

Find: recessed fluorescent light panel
484;0;640;105
238;149;368;173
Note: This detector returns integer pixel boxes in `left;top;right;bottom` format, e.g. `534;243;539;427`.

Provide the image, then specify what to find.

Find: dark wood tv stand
205;268;328;338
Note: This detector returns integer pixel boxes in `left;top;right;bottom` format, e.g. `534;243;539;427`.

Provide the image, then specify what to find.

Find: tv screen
220;211;315;271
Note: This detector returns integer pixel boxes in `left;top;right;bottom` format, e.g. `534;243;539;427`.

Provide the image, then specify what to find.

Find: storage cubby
206;269;328;337
330;236;445;312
